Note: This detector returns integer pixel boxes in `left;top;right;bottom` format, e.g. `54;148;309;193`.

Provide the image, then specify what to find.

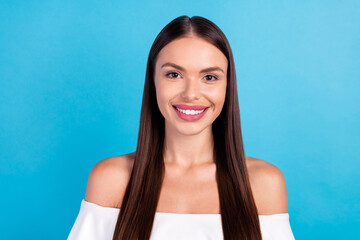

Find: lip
172;105;210;121
172;104;209;110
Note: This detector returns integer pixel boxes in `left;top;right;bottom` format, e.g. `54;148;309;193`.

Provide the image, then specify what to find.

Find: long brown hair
112;15;262;240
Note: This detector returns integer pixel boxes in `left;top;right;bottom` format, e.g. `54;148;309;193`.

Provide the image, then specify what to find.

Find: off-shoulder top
67;199;295;240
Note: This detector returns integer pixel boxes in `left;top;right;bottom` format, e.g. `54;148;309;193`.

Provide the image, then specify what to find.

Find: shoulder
84;152;135;208
245;156;288;215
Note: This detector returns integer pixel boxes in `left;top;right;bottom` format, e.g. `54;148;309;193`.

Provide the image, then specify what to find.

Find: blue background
1;0;359;239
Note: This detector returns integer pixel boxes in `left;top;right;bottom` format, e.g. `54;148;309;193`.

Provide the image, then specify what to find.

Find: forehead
155;36;228;72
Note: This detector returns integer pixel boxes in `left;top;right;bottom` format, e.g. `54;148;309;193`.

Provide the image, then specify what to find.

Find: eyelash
165;71;219;81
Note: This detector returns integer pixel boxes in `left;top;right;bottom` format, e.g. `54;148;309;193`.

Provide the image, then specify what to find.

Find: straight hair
112;15;262;240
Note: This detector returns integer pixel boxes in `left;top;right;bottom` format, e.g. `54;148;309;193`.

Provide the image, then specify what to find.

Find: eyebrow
161;62;225;74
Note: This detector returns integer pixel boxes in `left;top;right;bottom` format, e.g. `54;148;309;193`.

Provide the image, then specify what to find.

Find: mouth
172;104;210;121
172;104;210;115
173;105;209;115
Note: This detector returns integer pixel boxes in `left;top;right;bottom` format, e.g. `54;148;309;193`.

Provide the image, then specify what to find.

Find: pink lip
172;104;208;110
172;105;209;121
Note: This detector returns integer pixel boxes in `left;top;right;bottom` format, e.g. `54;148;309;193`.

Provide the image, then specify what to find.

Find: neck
163;122;214;169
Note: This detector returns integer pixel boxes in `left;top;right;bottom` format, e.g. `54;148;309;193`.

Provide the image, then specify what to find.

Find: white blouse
68;199;295;240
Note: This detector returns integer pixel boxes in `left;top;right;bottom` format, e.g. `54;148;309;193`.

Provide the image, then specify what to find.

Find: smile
174;107;206;115
172;104;210;121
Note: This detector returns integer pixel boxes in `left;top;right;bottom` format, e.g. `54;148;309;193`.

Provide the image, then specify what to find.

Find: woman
68;15;295;240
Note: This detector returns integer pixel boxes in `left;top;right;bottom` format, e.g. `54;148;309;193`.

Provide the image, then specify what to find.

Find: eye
165;71;181;79
204;74;219;81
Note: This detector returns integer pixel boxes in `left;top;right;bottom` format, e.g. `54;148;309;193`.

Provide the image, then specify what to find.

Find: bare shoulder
245;156;288;215
84;152;135;208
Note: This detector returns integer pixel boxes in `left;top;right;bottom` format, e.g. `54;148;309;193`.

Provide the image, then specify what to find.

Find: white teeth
175;107;206;115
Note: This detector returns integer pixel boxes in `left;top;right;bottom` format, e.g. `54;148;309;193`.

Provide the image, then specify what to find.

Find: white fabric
68;199;295;240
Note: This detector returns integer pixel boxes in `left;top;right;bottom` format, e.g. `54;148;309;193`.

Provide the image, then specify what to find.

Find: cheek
218;82;227;104
215;93;227;114
207;85;227;108
155;81;177;114
206;86;226;119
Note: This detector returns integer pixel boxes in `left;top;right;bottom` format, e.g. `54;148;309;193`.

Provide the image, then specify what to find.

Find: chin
174;124;210;136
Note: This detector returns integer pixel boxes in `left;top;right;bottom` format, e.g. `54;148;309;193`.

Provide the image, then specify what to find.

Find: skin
152;36;227;213
154;35;227;168
84;35;289;215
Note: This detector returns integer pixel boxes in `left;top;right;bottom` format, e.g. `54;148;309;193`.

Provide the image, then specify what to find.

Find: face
154;36;228;136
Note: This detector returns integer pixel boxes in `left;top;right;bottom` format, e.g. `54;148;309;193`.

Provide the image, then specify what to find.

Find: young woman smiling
68;15;295;240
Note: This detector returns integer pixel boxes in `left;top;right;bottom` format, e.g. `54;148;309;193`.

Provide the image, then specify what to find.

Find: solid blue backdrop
0;0;359;239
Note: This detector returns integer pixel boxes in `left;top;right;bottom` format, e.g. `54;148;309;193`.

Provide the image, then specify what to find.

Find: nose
181;78;201;101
